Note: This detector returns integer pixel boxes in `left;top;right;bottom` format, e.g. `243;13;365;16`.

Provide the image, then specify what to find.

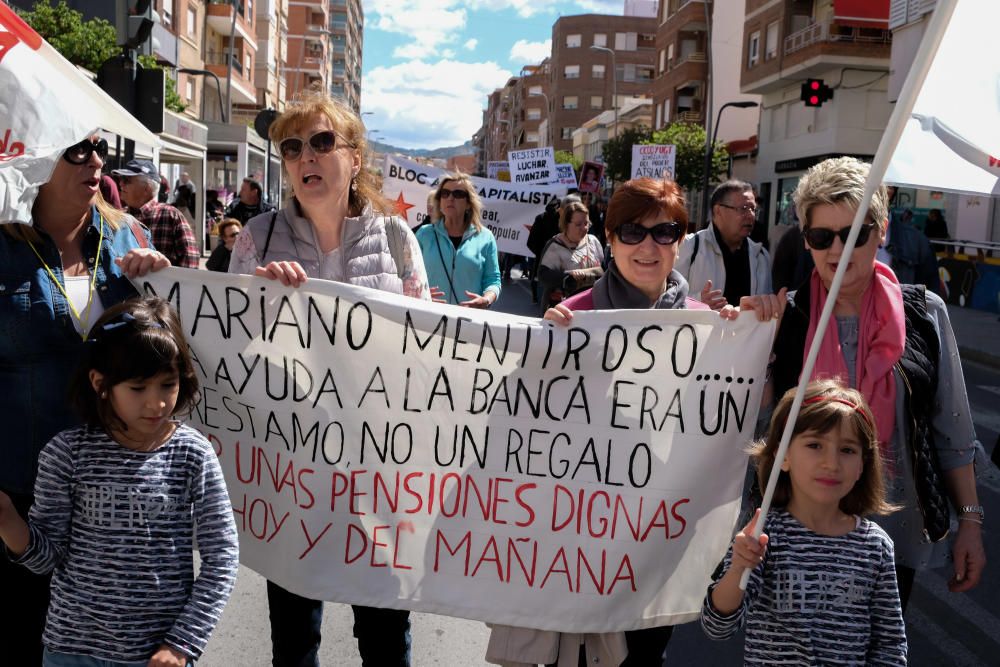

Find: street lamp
700;101;759;229
528;91;550;147
177;68;227;123
590;45;617;141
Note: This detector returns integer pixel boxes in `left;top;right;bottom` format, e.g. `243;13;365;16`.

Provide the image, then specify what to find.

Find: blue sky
360;0;625;150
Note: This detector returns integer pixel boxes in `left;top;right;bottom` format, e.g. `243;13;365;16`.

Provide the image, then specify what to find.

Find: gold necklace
28;215;105;341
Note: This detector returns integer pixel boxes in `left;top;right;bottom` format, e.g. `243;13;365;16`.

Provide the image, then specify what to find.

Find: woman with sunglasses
760;157;985;614
416;173;501;308
228;89;429;667
0;134;170;663
536;200;604;311
206;218;242;272
487;178;782;667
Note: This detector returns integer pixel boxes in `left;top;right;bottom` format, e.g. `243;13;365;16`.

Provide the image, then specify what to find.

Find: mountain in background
371;139;475;159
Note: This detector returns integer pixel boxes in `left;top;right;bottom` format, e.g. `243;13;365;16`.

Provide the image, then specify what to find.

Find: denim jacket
0;207;146;494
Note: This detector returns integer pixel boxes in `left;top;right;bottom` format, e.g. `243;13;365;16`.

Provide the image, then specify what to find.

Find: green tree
647;122;728;193
137;55;187;114
17;1;117;73
601;126;652;183
554;150;582;172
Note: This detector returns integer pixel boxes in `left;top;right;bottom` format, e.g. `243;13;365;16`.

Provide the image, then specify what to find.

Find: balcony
785;21;891;55
204;50;257;105
206;1;257;49
664;0;708;32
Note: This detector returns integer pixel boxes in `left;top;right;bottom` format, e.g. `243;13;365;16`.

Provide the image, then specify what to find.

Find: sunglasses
279;130;343;161
803;222;878;250
63;138;108;165
438;189;470;200
616;221;684;246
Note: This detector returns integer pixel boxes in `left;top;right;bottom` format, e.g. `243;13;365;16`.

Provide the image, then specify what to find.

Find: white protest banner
382;154;565;256
0;5;161;223
553;163;578;187
487;161;511;182
631;144;677;180
139;268;775;632
885;0;1000;195
508;147;556;185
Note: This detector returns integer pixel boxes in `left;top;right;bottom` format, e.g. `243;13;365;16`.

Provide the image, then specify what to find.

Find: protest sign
140;268;775;632
487;161;511;182
631;144;677;180
508;147;556;185
553;163;578;187
382;154;565;256
0;5;160;223
579;161;604;194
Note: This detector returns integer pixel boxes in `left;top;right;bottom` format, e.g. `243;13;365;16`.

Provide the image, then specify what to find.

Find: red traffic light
800;78;833;107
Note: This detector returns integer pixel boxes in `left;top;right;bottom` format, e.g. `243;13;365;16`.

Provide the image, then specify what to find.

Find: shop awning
833;0;890;29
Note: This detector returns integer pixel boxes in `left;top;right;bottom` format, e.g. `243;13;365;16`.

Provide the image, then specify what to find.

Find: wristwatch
958;504;985;521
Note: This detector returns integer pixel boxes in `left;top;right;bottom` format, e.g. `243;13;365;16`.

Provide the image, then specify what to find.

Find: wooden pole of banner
740;0;961;590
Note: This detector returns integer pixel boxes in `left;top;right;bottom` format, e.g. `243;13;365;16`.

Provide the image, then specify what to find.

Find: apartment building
549;14;658;153
329;0;364;111
652;0;709;129
510;61;551;150
255;0;289;114
286;0;332;98
741;0;892;238
482;82;518;166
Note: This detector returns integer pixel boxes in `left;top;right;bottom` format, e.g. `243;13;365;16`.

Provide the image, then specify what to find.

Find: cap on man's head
112;159;158;178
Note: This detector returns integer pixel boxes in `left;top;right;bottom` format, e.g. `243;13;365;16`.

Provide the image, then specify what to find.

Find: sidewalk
948;304;1000;370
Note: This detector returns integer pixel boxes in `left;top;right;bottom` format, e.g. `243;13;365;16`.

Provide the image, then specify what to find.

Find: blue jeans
43;649;194;667
267;580;411;667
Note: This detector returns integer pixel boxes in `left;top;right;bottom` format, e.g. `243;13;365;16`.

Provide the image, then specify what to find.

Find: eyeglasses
717;203;759;218
279;130;345;161
438;189;470;200
616;221;684;246
63;138;108;165
803;222;878;250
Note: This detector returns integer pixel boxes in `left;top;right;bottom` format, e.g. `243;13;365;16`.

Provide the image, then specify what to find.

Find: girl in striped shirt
702;380;907;665
0;297;239;667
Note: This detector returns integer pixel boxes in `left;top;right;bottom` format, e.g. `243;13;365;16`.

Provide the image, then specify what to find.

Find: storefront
157;111;208;253
204;121;282;212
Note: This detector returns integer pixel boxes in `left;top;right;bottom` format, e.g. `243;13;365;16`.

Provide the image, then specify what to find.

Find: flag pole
740;0;961;590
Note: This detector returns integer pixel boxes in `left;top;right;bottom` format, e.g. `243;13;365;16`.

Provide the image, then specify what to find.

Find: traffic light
115;0;158;52
800;78;833;107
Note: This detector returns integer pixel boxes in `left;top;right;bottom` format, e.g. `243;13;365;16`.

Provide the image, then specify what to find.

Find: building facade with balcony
652;0;710;129
741;0;892;243
509;62;552;151
285;0;332;98
204;0;259;118
572;97;653;164
329;0;364;112
549;14;658;153
482;83;517;166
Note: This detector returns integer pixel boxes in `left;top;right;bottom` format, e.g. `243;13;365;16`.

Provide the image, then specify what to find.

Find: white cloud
509;39;552;64
464;38;478;50
362;59;514;149
367;1;468;60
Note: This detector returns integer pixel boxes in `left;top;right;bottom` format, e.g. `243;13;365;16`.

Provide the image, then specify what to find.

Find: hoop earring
100;390;108;399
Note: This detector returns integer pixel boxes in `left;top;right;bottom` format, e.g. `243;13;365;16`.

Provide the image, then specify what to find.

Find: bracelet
958;504;985;522
958;516;983;525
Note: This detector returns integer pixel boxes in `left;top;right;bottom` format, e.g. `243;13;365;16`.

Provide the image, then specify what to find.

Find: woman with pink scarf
763;157;985;612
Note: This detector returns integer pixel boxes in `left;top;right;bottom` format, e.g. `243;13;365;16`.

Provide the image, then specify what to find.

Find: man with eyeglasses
113;159;200;269
675;179;772;310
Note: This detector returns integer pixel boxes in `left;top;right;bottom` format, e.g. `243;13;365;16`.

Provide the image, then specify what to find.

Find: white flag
0;4;160;224
886;0;1000;195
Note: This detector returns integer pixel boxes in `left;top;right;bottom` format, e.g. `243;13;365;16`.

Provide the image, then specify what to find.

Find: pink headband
801;395;875;432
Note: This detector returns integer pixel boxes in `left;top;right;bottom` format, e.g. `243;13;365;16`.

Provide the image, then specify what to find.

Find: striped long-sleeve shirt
701;509;907;666
15;424;239;661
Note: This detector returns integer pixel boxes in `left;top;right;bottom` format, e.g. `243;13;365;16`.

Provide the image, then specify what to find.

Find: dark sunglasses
616;221;684;246
803;222;878;250
279;130;341;161
63;138;108;165
438;189;470;200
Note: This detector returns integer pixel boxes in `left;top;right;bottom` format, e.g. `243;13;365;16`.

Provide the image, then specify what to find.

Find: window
527;133;540;144
566;33;582;48
161;0;173;28
667;43;674;61
616;63;636;82
187;5;196;38
748;31;760;67
765;22;779;60
591;95;603;109
561;127;575;140
659;49;665;74
563;95;578;110
185;77;194;102
563;65;580;79
527;108;541;120
592;64;605;79
593;33;607;48
528;85;542;95
614;32;636;50
655;102;662;129
636;66;654;82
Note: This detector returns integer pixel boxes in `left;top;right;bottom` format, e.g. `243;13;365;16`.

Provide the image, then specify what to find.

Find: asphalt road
199;270;1000;666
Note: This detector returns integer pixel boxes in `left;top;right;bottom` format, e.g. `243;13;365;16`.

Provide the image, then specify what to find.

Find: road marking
906;606;983;667
917;569;1000;643
977;385;1000;397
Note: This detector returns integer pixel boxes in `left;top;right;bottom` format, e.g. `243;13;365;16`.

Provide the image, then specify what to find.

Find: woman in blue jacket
417;173;501;307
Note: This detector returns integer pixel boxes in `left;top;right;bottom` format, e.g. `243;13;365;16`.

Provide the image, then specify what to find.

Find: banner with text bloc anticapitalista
139;268;774;632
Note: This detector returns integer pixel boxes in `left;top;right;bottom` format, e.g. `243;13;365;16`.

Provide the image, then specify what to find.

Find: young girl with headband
0;297;238;667
701;379;907;665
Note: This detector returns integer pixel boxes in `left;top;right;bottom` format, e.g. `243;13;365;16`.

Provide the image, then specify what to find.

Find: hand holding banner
139;268;775;632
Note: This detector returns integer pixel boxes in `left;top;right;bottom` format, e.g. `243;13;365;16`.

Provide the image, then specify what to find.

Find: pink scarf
804;261;905;464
